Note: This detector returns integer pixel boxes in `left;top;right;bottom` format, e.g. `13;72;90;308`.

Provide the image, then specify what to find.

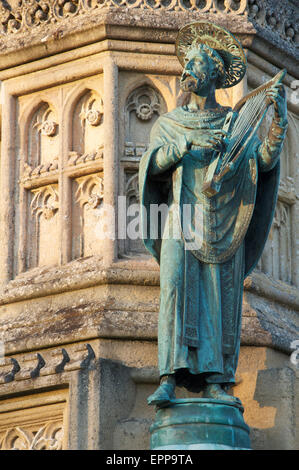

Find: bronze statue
139;22;288;406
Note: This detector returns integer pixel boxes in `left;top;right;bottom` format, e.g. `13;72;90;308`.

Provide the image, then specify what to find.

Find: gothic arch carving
64;87;104;158
22;100;59;170
123;83;166;161
121;76;171;114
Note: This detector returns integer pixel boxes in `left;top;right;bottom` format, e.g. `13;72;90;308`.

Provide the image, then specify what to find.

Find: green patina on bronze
150;399;251;450
139;22;288;412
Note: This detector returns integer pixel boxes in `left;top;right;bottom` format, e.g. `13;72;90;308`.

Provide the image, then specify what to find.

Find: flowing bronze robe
139;107;280;391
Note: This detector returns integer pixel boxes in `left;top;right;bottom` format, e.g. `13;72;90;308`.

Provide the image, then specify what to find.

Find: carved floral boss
34;108;58;137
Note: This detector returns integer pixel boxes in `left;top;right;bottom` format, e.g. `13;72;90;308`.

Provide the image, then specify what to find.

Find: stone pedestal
150;398;251;450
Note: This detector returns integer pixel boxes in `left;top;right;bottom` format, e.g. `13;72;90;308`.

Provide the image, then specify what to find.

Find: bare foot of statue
147;375;176;406
202;383;241;405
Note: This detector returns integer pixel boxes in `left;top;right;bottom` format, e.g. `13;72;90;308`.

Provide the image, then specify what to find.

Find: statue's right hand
186;129;227;151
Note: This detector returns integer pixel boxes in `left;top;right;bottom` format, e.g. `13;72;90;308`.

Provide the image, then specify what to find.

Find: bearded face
180;69;207;93
180;49;221;95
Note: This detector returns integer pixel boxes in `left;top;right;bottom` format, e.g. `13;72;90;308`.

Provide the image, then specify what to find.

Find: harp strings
219;88;267;173
228;93;266;157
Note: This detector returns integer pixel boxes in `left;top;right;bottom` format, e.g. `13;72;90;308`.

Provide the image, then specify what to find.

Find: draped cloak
139;107;280;390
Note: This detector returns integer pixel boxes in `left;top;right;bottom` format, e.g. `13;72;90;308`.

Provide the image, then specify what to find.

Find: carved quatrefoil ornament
127;87;161;122
136;103;156;121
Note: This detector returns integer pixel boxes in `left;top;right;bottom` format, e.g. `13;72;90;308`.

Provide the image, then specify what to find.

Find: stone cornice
0;260;297;357
0;1;297;70
0;257;298;313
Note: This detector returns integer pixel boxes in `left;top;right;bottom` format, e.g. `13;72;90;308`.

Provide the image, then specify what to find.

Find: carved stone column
103;57;119;266
0;89;16;284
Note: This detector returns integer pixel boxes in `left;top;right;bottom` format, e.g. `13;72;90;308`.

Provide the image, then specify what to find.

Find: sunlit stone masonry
0;0;298;450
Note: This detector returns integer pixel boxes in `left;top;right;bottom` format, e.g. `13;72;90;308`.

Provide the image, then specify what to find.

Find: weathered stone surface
234;347;299;450
0;1;297;62
0;0;297;451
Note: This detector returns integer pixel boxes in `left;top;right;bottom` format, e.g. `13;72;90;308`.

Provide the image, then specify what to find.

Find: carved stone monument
139;22;288;450
0;1;297;450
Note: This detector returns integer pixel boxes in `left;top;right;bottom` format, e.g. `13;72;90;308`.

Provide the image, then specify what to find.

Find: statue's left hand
266;83;287;120
186;129;228;151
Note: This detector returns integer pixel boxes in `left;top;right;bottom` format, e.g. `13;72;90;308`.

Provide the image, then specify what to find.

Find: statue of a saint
139;22;288;406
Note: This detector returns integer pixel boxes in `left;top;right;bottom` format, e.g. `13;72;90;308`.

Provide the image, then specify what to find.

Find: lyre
202;69;286;197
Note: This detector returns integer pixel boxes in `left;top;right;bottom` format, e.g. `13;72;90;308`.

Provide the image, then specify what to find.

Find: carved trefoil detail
124;86;162;161
127;87;160;122
30;184;59;220
72;173;104;259
0;422;64;450
26;102;59;173
79;94;103;127
72;90;104;157
123;171;145;255
34;107;58;137
259;199;292;284
126;172;139;204
74;173;104;209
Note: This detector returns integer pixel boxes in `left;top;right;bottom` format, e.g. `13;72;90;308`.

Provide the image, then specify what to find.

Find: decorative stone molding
33;107;58;137
0;0;244;37
126;172;139;204
0;422;64;450
126;86;161;122
85;108;102;126
30;184;59;220
123;86;162;161
278;176;297;205
68;146;103;167
21;147;104;188
22;158;59;182
0;1;297;50
248;0;298;45
74;173;104;209
0;343;96;385
123;142;148;161
39;119;58;136
259;197;293;285
273;200;289;229
79;93;103;127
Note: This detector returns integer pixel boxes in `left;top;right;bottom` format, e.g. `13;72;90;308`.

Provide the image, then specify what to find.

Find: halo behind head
176;22;247;89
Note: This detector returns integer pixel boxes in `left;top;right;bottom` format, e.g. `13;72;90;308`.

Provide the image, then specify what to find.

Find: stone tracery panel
19;101;60;271
257;111;298;286
123;85;162;161
14;81;106;273
124;171;144;255
30;184;59;221
120;83;166;256
71;89;104;159
26;102;59;173
0;390;67;451
28;183;60;268
1;421;64;450
69;89;105;260
72;173;104;259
